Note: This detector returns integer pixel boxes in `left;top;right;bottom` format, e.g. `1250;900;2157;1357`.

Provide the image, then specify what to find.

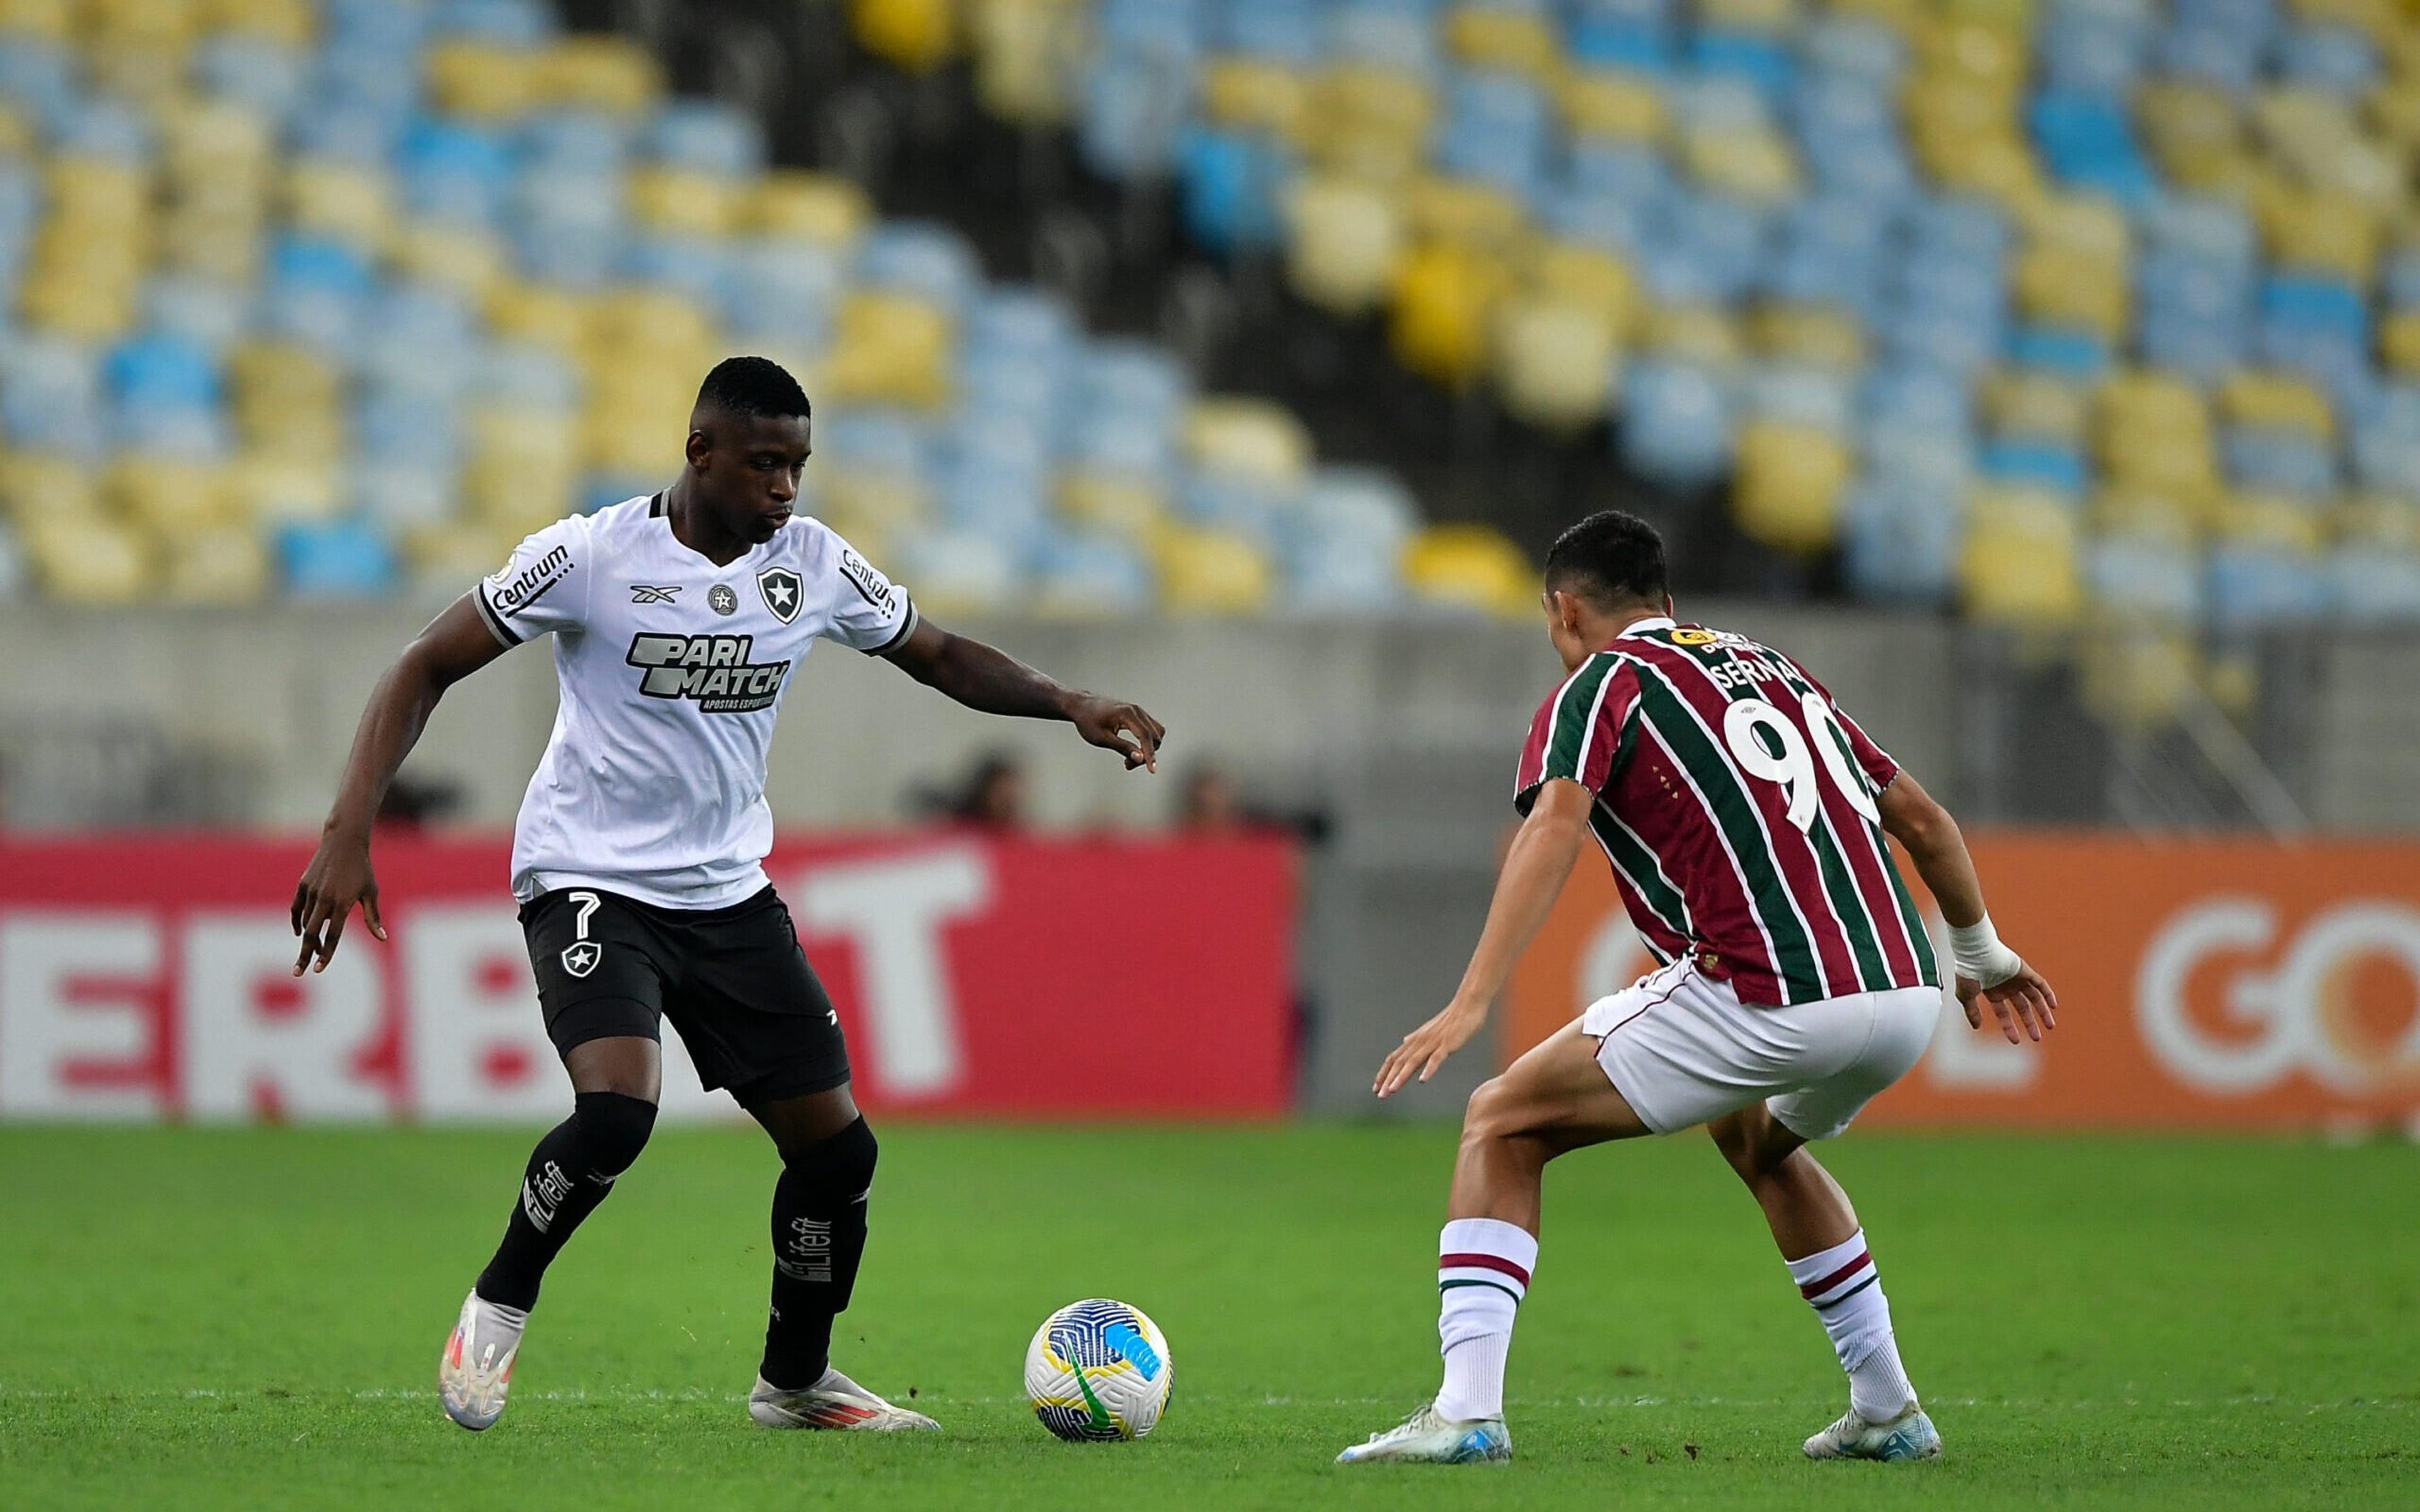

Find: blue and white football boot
1802;1400;1942;1461
1336;1402;1512;1465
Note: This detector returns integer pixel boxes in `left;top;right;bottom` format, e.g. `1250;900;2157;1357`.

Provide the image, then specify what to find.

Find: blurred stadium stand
0;0;2416;834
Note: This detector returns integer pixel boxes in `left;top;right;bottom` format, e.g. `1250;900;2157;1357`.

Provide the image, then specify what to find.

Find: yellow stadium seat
23;516;151;604
2368;77;2420;154
2380;307;2420;374
1184;398;1312;485
159;98;274;180
2219;492;2327;552
466;454;577;535
0;454;97;529
1313;66;1436;181
1444;5;1560;81
1492;297;1615;430
485;282;590;355
1388;241;1502;386
747;171;872;248
391;219;507;301
821;290;954;409
426;40;538;119
1959;486;2084;626
283;159;393;249
162;525;271;605
586;289;717;360
851;0;957;74
198;0;314;44
1284;175;1403;314
2096;371;2219;491
1922;14;2032;86
1983;370;2092;445
1059;469;1168;539
1734;421;1852;554
1150;522;1274;614
1560;69;1666;143
1644;304;1746;367
2219;370;2335;440
43;157;149;227
2094;485;2203;544
2258;183;2380;282
224;454;342;525
17;275;136;340
2335;493;2420;547
400;519;519;588
628;168;740;236
1919;129;2045;207
1750;304;1865;369
969;0;1078;125
1201;57;1310;142
0;0;72;40
2024;192;2131;261
1403;524;1534;616
1684;127;1801;203
1525;238;1638;340
540;36;664;113
2012;246;2129;340
1403;176;1527;251
0;102;31;156
228;340;339;406
107;456;231;534
815;466;928;546
2137;81;2242;176
2287;0;2393;39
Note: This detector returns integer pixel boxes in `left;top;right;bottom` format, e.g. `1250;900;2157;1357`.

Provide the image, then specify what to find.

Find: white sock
1785;1228;1916;1423
1434;1217;1536;1421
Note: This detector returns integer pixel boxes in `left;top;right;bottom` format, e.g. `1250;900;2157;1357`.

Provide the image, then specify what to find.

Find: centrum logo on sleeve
488;545;573;618
624;634;792;713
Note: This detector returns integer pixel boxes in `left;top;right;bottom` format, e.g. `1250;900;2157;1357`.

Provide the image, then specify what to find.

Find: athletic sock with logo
475;1091;657;1312
760;1118;878;1391
1434;1217;1538;1422
1787;1228;1916;1422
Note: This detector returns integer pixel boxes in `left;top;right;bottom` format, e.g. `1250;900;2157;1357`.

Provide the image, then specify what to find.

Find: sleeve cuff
473;584;523;647
863;594;919;656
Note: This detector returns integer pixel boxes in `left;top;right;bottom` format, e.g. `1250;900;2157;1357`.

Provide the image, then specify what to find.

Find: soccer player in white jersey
1337;511;2058;1466
290;358;1166;1433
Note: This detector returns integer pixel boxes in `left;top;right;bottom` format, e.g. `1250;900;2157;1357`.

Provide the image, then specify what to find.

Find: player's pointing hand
1069;695;1166;772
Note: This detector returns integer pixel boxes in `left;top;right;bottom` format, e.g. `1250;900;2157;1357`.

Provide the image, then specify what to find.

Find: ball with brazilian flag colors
1023;1299;1174;1441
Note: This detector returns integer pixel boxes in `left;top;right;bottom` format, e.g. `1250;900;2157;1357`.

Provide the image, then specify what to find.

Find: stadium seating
0;0;1461;616
881;0;2420;636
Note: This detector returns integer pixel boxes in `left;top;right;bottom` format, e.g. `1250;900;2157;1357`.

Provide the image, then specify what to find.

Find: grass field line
3;1385;2411;1413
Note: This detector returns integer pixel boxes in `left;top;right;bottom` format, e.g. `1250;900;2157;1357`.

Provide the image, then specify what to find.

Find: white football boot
1336;1402;1512;1465
438;1291;527;1431
747;1366;942;1431
1803;1399;1942;1461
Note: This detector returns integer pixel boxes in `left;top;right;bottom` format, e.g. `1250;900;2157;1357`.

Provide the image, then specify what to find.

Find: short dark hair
1543;510;1668;609
696;355;810;420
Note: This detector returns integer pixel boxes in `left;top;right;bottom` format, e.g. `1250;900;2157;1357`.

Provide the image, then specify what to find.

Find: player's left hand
1957;961;2058;1045
1069;695;1165;771
1375;997;1489;1097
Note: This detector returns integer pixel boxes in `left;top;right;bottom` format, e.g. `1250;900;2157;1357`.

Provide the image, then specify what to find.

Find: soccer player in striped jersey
1338;510;2058;1467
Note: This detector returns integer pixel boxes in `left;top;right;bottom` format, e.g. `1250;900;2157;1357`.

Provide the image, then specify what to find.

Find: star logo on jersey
629;584;682;605
710;583;739;616
758;566;804;624
560;941;602;978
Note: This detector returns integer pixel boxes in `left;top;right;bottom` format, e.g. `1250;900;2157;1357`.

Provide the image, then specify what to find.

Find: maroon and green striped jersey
1514;617;1939;1007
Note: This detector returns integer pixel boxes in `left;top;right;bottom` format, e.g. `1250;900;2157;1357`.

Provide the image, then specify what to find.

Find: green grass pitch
1;1123;2412;1510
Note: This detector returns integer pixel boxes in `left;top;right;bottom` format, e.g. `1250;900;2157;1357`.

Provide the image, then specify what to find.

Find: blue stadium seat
280;519;401;597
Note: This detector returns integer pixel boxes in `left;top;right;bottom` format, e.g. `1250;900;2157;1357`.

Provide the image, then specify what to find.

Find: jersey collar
1615;615;1676;641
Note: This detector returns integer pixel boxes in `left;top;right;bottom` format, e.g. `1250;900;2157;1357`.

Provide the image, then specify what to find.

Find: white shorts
1581;958;1939;1140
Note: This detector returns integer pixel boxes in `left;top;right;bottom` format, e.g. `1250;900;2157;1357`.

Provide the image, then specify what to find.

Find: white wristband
1948;914;2024;988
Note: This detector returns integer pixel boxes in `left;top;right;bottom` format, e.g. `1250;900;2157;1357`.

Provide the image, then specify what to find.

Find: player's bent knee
572;1090;657;1178
786;1115;877;1196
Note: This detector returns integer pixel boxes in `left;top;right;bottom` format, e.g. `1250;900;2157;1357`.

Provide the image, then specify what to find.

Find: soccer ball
1023;1298;1173;1441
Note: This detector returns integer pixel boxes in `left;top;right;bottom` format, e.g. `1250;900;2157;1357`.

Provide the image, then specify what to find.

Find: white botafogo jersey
475;493;916;908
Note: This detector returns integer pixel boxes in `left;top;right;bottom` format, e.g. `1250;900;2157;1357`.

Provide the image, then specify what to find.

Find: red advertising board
0;832;1296;1121
1506;834;2420;1130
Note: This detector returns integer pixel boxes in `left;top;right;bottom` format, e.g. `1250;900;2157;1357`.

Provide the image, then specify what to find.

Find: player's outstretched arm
882;617;1165;772
1374;778;1594;1097
291;594;512;976
1876;770;2058;1045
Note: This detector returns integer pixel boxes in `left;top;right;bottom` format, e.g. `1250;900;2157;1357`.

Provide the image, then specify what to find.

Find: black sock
475;1091;657;1312
761;1117;877;1390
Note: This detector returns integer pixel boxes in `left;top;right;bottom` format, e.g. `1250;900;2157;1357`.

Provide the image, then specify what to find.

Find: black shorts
519;885;849;1104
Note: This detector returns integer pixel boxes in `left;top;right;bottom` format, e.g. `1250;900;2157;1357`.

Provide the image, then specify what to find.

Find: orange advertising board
1504;835;2420;1129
